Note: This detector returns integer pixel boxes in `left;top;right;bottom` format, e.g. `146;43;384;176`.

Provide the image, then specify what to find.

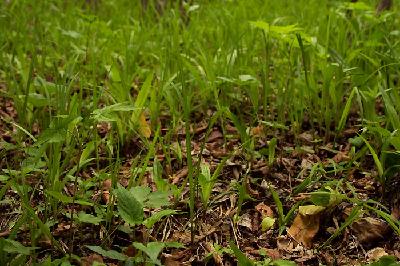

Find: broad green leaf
2;239;38;255
146;191;170;208
86;245;127;261
109;64;121;82
198;162;213;206
114;186;144;225
76;212;103;225
366;256;400;266
132;242;164;266
344;1;372;10
129;186;151;205
91;103;136;122
250;21;301;34
18;93;48;107
310;188;343;207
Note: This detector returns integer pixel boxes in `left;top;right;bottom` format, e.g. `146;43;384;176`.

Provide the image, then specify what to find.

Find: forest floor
1;1;400;265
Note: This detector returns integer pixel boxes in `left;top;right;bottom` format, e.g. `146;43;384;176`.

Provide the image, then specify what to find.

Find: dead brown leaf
250;125;264;137
287;205;325;248
80;254;104;266
277;235;295;253
351;217;390;244
332;151;350;163
102;179;112;204
366;247;388;262
139;112;151;138
207;129;223;142
170;167;188;185
255;202;274;218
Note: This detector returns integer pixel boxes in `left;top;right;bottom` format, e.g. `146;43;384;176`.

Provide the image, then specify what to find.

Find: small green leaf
86;245;127;261
114;186;144;225
261;217;276;231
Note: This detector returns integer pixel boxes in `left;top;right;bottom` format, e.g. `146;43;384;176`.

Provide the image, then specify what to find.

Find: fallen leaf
255;202;274;217
287;205;325;248
207;129;223;142
170;167;188;185
237;213;254;231
332;151;350;163
80;254;104;266
250;125;264;137
277;235;295;253
139;112;151;138
163;249;191;266
351;217;389;244
299;132;313;143
366;247;388;262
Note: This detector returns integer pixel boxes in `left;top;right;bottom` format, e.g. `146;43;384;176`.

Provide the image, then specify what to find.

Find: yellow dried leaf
139;112;151;138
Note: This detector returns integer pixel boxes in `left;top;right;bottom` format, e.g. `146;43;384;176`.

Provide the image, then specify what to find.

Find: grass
0;0;399;265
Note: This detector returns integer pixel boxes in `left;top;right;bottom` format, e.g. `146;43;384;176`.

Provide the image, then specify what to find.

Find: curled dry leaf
255;202;274;217
287;205;325;248
250;125;264;137
332;151;350;163
351;217;390;244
